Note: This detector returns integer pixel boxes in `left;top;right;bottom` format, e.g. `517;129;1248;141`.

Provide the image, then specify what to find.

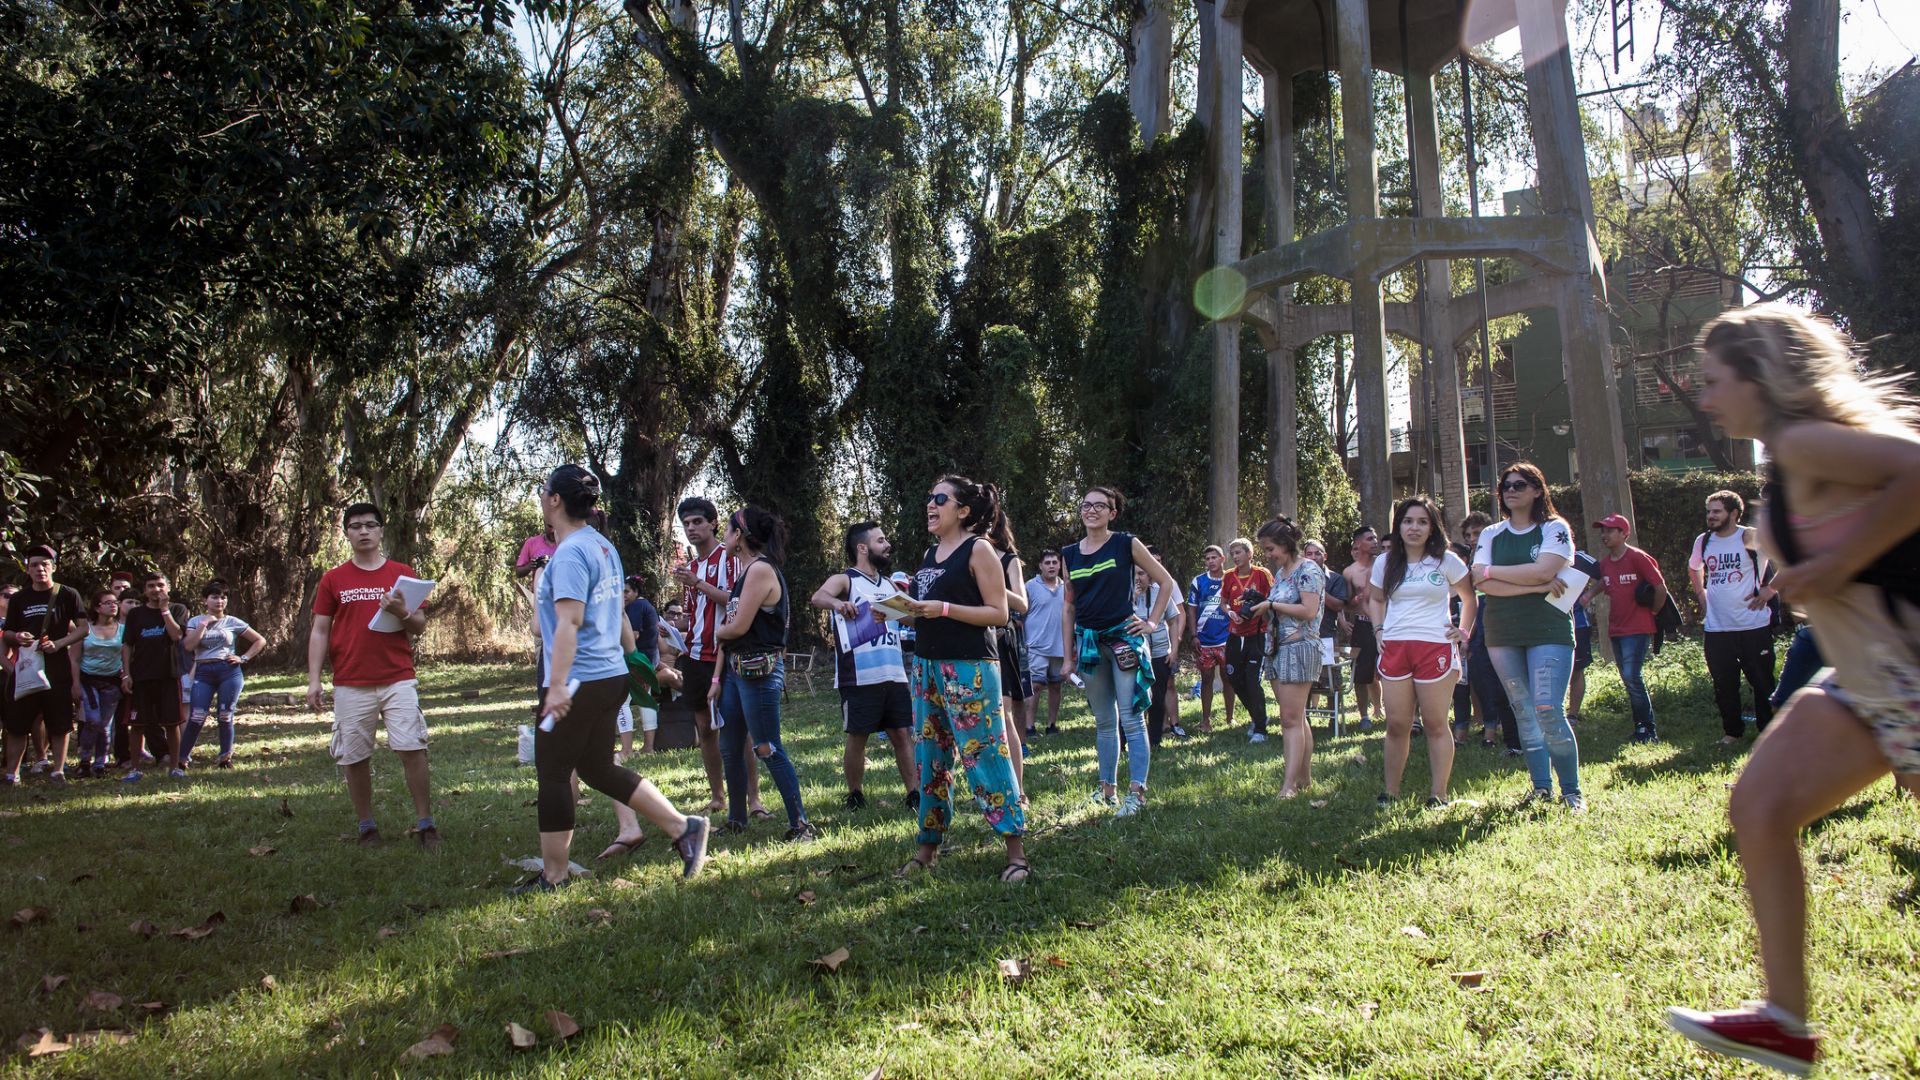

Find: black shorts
128;678;181;731
1574;625;1595;670
4;683;75;737
676;657;717;725
1351;620;1380;686
997;624;1032;702
840;681;913;736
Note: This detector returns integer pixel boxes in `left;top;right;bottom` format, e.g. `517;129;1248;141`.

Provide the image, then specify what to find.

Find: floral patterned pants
910;657;1026;845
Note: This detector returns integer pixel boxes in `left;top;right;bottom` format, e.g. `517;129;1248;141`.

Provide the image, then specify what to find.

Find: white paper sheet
870;592;917;621
368;576;436;632
1545;566;1590;613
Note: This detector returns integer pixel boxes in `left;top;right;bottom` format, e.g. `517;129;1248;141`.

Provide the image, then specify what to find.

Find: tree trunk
1783;0;1883;304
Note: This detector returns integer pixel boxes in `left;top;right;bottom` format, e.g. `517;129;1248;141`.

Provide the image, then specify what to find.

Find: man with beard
670;497;764;818
811;522;918;811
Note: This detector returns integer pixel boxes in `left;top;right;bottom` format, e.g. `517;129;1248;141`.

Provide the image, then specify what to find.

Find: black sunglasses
926;492;952;507
1499;478;1535;492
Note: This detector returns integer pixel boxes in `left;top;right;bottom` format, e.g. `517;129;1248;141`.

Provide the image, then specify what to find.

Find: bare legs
1382;674;1460;800
1726;689;1899;1021
1272;680;1314;797
697;709;760;814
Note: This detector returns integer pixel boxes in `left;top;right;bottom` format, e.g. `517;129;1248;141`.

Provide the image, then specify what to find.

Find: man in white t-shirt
1688;490;1779;745
1022;551;1068;735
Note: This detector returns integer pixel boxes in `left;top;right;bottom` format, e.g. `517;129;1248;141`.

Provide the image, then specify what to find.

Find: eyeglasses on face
1499;478;1535;492
926;492;952;507
1079;501;1112;512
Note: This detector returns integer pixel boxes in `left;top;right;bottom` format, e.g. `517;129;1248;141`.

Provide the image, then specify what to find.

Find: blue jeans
1772;625;1823;709
1487;644;1581;797
718;661;805;829
181;663;245;761
79;679;121;765
1612;633;1656;735
1082;644;1150;790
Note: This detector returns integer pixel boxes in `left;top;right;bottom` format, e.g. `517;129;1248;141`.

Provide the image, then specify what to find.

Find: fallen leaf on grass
1043;955;1069;969
248;844;276;857
278;797;294;819
377;927;400;939
1309;799;1329;809
1067;919;1104;930
1359;1001;1379;1021
997;958;1031;982
1398;925;1429;940
19;1029;68;1057
11;906;50;928
894;1022;923;1031
584;909;612;926
128;920;158;939
910;925;927;935
259;975;278;993
0;810;18;819
544;1010;580;1040
795;890;816;905
810;947;851;973
39;975;67;994
862;1068;885;1080
607;878;637;891
403;1024;459;1059
70;872;94;883
1449;970;1488;988
81;990;124;1011
479;948;529;960
506;1021;537;1049
132;1001;169;1015
171;912;226;940
69;1030;134;1048
288;895;321;915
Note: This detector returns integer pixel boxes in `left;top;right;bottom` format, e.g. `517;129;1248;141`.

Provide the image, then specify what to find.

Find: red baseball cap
1591;513;1631;532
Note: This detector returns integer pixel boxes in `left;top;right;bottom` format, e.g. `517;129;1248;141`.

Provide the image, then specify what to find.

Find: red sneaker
1666;1003;1819;1076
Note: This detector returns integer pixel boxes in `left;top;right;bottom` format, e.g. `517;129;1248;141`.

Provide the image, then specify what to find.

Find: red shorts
1378;639;1460;683
1195;645;1226;671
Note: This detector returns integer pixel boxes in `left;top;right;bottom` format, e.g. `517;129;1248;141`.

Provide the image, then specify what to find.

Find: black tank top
914;536;996;660
727;557;788;655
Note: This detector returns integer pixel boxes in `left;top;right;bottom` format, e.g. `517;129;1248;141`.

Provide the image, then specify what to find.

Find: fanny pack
1108;640;1140;671
730;651;779;679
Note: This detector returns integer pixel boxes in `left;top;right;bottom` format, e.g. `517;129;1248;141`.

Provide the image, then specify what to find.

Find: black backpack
1692;528;1786;634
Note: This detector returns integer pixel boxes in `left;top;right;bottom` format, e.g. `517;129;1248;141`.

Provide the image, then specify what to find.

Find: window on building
1460;342;1517;424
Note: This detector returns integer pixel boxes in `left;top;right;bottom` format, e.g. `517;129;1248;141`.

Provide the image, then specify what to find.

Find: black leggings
1224;634;1268;734
534;675;643;833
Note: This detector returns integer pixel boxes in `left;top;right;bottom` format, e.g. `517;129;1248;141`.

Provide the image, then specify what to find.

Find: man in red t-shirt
307;502;439;848
1220;538;1273;742
1594;513;1670;742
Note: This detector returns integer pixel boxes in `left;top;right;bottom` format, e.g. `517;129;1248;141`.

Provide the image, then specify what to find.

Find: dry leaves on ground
506;1022;537;1049
1449;970;1489;988
810;947;851;973
795;890;816;905
544;1010;580;1040
248;844;276;857
171;912;226;940
12;906;50;928
403;1023;459;1059
377;927;400;939
133;1001;169;1015
18;1029;68;1057
479;948;529;960
259;975;278;993
1359;1001;1380;1021
1398;925;1429;939
39;975;67;994
584;909;612;926
81;990;123;1012
288;894;321;915
128;920;159;939
278;797;294;818
997;958;1031;982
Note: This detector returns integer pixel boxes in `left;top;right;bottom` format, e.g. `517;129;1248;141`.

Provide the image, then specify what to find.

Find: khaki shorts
329;680;428;765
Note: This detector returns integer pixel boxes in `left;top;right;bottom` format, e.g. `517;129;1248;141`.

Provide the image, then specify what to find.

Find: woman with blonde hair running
1665;304;1920;1077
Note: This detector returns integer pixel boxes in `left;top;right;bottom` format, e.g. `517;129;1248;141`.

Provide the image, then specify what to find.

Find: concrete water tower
1189;0;1634;537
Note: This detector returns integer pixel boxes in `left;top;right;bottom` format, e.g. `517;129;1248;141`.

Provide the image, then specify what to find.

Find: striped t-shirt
683;545;737;662
832;569;909;688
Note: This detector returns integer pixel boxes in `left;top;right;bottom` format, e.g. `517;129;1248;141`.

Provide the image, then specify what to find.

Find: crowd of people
3;304;1916;1076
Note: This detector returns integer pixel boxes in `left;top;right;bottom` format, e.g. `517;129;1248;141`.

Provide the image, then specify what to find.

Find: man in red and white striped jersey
670;497;763;816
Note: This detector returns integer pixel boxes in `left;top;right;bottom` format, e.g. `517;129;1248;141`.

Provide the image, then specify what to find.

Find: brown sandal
597;835;645;860
895;855;935;879
998;861;1031;884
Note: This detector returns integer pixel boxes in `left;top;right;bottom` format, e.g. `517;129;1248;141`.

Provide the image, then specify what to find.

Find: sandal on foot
895;855;935;879
597;835;646;860
749;808;775;821
998;861;1031;884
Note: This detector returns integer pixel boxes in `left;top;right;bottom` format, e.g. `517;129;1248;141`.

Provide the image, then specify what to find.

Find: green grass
3;640;1917;1077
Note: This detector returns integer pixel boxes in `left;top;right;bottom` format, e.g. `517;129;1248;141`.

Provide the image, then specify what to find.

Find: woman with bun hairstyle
899;475;1028;882
181;578;266;769
515;465;710;893
1368;495;1475;807
1664;305;1920;1076
1248;516;1323;799
713;504;816;841
1060;486;1181;817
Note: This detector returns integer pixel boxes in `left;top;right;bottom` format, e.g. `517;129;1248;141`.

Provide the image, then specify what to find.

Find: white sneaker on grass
1116;791;1147;818
1248;732;1268;744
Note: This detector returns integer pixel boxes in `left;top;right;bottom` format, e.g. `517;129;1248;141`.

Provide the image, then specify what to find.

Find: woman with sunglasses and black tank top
898;476;1028;883
714;505;816;841
1060;486;1181;818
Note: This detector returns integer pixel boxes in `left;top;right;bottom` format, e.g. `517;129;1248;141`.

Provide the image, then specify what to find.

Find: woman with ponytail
985;495;1031;794
1249;516;1323;799
516;465;709;893
714;504;816;841
1059;486;1181;817
899;475;1028;883
1368;495;1474;808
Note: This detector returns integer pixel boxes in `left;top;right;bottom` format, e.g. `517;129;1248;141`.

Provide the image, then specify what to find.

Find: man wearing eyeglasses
307;502;439;850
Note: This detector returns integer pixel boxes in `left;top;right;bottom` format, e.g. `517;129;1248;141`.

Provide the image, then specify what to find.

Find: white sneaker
28;759;47;776
1248;732;1268;744
1116;791;1147;818
1089;788;1117;807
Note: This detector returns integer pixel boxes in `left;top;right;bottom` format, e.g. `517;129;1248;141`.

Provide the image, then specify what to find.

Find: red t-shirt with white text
313;558;422;686
1598;546;1665;639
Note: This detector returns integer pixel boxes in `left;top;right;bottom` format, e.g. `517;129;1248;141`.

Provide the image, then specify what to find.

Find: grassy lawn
3;639;1916;1077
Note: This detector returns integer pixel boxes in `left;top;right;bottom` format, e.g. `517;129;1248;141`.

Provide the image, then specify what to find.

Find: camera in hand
1237;587;1266;620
